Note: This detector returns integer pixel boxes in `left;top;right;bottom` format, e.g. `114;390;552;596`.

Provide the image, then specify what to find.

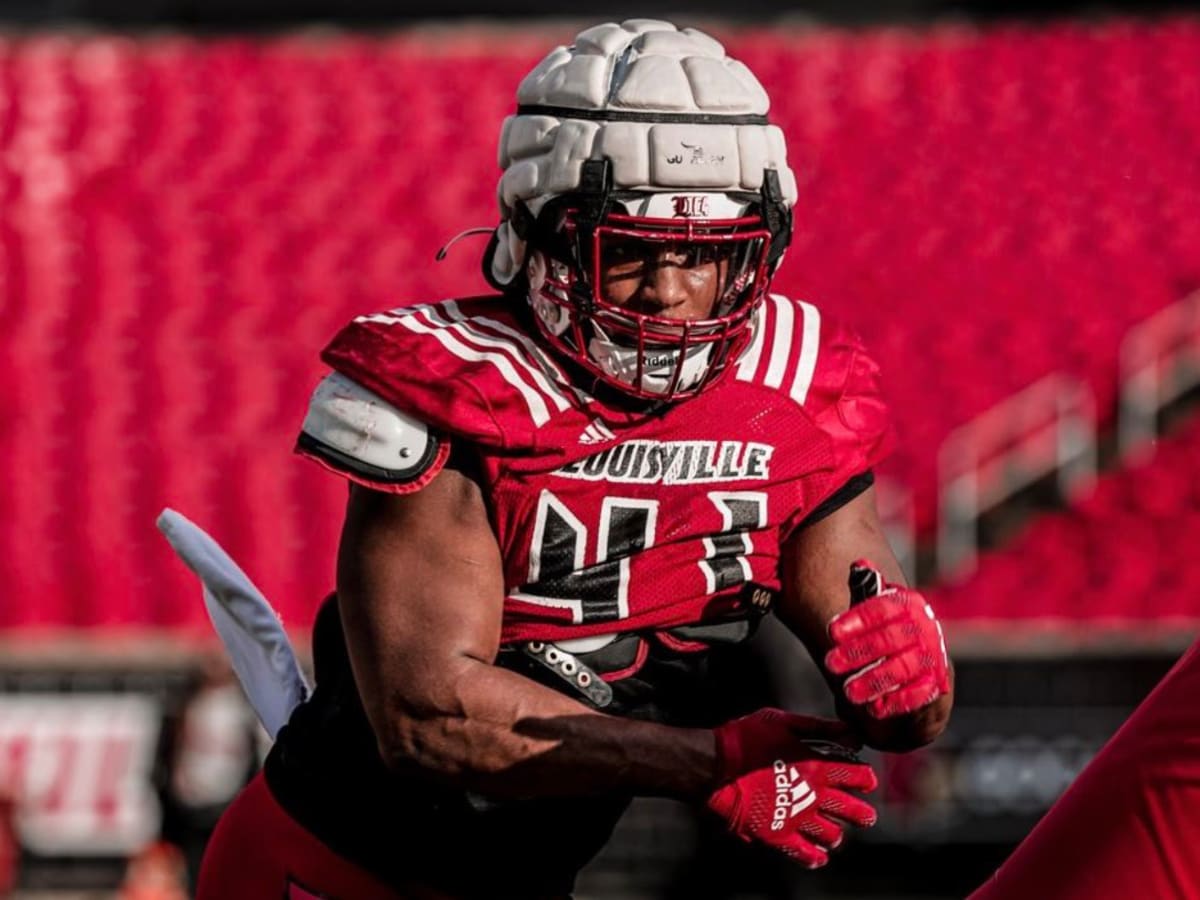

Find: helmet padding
490;20;797;286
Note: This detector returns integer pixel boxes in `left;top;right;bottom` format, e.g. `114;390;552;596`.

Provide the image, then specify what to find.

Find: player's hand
825;560;950;719
706;708;878;868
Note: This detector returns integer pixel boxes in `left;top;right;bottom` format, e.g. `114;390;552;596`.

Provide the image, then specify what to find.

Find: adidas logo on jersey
578;418;617;445
770;759;817;831
554;439;773;485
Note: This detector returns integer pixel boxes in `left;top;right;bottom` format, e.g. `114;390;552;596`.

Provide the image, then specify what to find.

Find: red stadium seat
930;415;1200;623
0;18;1198;632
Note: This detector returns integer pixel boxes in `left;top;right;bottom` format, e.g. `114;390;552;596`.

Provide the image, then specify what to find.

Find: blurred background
0;0;1198;897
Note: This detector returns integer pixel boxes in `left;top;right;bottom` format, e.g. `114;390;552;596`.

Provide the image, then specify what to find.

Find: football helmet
484;20;797;400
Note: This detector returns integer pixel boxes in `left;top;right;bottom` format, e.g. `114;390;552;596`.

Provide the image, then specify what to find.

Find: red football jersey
304;293;891;645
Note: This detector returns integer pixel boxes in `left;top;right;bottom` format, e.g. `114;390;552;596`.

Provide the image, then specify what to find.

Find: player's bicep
336;465;506;734
777;484;906;661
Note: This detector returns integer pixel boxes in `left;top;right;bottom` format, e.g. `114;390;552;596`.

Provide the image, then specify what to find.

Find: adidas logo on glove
771;759;817;831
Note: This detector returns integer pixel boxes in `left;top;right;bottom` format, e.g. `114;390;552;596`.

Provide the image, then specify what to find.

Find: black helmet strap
760;168;793;267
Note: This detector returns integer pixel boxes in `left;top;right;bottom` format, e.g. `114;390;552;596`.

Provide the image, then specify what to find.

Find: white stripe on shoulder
358;310;408;325
789;301;822;405
763;294;795;389
734;301;768;382
441;301;574;411
393;306;551;426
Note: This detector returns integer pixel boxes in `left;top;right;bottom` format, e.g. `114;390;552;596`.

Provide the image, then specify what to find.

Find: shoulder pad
297;372;446;491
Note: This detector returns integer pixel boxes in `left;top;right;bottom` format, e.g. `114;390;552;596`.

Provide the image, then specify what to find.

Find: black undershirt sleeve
796;470;875;530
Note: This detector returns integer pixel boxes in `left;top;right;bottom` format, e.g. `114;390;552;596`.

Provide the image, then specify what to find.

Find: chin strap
575;158;614;228
761;168;793;268
569;159;615;314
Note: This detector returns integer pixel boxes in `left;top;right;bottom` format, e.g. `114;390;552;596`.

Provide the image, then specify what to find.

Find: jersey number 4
513;489;767;624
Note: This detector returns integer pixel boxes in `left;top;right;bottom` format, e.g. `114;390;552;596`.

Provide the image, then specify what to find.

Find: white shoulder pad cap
300;372;439;484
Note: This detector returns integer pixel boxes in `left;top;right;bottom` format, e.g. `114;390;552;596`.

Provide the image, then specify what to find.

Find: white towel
157;508;310;739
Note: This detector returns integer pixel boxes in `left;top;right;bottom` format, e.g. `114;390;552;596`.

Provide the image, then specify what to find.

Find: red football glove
825;560;950;719
706;708;878;869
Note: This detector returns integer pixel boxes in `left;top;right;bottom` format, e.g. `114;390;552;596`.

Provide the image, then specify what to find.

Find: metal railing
937;374;1097;579
1118;290;1200;460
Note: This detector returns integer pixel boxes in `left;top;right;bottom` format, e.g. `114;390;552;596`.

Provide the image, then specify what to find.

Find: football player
970;632;1200;900
194;20;952;899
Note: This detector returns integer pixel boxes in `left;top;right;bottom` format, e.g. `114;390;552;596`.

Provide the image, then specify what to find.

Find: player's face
598;238;731;320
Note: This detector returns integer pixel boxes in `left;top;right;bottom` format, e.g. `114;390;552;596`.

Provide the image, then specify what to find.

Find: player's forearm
372;656;718;800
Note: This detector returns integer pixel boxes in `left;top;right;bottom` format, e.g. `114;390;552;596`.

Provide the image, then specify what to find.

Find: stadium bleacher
930;412;1200;623
0;17;1197;632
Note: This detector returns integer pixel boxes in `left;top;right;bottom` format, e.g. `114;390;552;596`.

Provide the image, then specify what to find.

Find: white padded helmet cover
491;19;798;285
